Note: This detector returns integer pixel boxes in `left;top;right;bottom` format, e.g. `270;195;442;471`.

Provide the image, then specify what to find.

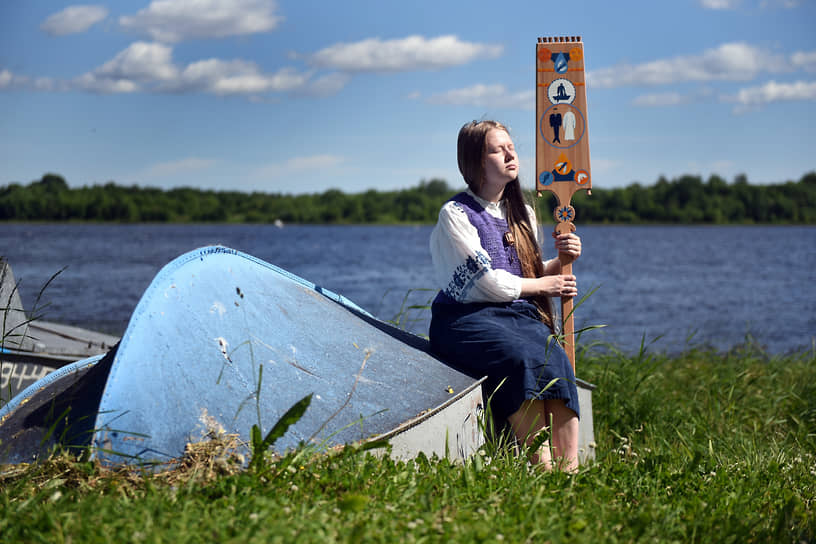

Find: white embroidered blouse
430;189;545;303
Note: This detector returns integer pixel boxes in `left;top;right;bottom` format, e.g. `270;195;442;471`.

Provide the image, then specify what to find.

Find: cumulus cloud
588;42;789;88
74;42;177;93
426;84;534;110
120;0;283;43
175;60;308;95
0;70;15;89
729;79;816;112
301;72;352;97
791;51;816;72
0;69;62;91
310;35;503;72
97;42;178;82
41;5;109;36
632;92;689;107
71;41;316;96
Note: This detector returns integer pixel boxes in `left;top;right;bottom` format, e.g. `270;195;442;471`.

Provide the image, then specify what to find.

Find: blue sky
1;0;814;195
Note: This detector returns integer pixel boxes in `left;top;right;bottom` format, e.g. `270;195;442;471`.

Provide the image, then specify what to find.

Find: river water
2;223;814;355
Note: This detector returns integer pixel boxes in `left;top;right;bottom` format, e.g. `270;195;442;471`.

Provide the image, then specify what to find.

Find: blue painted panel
92;246;475;465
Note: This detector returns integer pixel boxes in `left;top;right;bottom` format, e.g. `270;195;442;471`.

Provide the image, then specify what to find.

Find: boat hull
90;246;479;465
1;247;595;466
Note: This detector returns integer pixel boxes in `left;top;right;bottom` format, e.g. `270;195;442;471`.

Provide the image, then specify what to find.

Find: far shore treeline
2;172;815;224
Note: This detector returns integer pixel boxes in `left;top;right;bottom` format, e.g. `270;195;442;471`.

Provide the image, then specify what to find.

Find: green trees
1;172;814;224
549;171;816;225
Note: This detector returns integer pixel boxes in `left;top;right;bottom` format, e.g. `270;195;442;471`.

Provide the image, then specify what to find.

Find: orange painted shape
575;170;590;185
554;153;572;175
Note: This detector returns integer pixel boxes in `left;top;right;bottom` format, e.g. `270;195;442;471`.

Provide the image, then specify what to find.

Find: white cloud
0;70;59;91
310;35;503;72
74;42;177;93
588;42;789;88
427;84;534;110
97;42;178;82
120;0;283;43
729;79;816;112
0;70;14;89
41;5;108;36
632;92;689;107
791;51;816;72
32;77;61;92
302;72;352;97
71;42;316;97
74;73;140;93
699;0;741;9
143;157;217;178
175;60;307;95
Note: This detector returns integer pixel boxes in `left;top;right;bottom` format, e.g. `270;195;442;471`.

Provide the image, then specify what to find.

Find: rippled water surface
3;224;814;354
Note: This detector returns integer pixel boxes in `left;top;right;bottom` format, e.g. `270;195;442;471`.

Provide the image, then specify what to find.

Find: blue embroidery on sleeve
444;251;491;302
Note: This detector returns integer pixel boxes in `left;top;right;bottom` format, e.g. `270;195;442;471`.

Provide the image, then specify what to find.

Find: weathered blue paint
0;354;107;464
0;355;103;422
87;246;477;466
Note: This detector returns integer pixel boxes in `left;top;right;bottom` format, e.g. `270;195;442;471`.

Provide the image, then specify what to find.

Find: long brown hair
457;120;554;330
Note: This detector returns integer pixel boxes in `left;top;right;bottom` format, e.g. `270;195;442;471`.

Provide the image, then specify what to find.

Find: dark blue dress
429;193;579;424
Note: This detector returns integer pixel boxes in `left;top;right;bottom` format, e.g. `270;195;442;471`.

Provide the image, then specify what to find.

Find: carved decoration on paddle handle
536;36;593;371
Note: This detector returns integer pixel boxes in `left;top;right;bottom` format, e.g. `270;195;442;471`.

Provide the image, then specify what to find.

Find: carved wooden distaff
535;36;592;371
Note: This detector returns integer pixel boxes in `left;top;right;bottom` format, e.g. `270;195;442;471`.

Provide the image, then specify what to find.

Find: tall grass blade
250;393;312;471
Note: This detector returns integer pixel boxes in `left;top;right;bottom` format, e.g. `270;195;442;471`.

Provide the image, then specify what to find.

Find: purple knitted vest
432;192;525;305
451;192;522;275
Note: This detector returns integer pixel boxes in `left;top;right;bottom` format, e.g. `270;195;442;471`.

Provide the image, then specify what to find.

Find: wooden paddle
535;36;592;372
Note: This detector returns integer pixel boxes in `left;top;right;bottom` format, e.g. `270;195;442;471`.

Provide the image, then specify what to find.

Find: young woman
429;120;582;471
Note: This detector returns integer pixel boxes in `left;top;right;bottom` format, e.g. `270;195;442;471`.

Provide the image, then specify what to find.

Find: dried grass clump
153;409;247;485
1;409;249;492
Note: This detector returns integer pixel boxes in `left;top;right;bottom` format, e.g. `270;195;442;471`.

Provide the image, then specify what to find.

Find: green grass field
2;340;814;543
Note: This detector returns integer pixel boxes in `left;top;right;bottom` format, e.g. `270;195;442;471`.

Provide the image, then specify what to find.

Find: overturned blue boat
0;247;489;466
0;246;595;467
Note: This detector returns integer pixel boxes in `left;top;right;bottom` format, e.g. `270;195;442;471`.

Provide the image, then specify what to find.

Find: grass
1;340;814;543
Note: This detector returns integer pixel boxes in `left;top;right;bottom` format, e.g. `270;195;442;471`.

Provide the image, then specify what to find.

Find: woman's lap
430;300;580;422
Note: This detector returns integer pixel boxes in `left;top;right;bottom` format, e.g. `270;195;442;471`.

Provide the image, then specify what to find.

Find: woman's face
481;129;518;196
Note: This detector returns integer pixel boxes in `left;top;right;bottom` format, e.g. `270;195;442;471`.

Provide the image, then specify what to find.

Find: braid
504;180;555;331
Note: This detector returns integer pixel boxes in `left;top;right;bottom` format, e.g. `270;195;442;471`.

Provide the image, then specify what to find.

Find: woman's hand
541;233;582;276
520;274;577;298
554;233;581;260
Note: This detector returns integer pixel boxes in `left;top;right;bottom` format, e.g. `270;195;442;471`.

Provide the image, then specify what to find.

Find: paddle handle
559;259;575;372
555;222;577;372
